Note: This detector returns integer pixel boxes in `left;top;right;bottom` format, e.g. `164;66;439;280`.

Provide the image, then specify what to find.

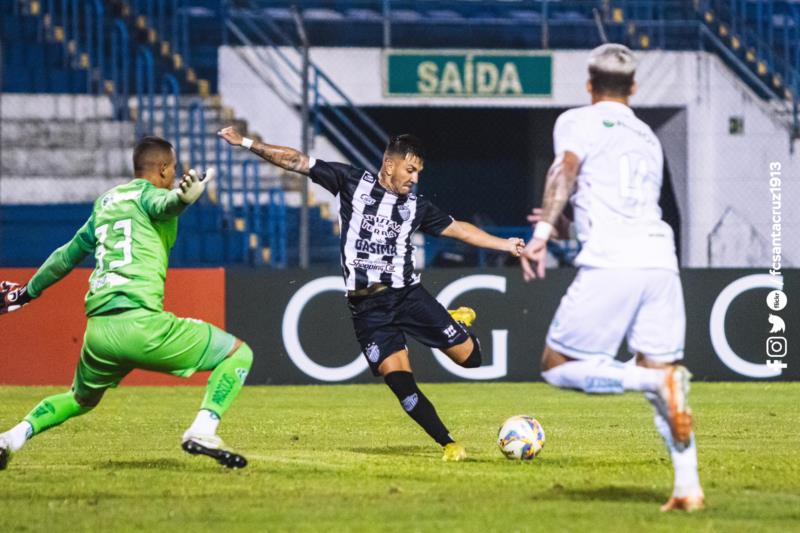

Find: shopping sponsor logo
360;194;377;206
351;258;396;273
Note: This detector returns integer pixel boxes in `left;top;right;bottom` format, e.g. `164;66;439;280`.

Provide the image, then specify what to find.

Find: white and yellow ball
497;415;545;460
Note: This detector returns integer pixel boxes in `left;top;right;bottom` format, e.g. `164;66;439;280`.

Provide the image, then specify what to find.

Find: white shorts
546;268;685;363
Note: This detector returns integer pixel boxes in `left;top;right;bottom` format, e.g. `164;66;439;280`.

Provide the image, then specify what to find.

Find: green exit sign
384;50;552;97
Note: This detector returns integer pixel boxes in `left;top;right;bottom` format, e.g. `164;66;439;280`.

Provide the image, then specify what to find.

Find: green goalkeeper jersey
27;179;187;316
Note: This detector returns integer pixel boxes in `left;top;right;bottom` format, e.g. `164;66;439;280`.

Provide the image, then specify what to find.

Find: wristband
533;221;553;241
241;137;254;149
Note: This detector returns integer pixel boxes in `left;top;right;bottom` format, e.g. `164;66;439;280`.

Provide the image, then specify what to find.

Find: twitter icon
769;314;786;333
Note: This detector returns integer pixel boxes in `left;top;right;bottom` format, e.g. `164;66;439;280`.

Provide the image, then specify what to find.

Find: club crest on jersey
360;193;377;206
398;205;411;221
366;342;380;363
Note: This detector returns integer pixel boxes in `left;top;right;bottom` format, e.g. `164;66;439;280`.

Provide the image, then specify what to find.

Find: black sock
459;333;482;368
384;371;454;446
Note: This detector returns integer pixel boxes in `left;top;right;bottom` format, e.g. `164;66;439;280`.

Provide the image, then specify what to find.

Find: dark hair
133;136;174;173
589;67;635;97
385;134;425;161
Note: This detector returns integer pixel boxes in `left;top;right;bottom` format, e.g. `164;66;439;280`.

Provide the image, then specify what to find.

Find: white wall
219;48;800;266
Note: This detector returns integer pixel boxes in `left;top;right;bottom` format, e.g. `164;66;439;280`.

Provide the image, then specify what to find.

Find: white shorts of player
546;268;685;363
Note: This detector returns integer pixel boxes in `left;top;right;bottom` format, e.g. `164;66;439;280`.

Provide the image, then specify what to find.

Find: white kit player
520;44;704;512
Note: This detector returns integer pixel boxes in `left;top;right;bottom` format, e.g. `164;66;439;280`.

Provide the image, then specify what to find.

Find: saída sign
384;50;552;97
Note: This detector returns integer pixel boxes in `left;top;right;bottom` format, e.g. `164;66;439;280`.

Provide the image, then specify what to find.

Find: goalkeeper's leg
182;339;253;469
1;338;121;470
0;389;103;470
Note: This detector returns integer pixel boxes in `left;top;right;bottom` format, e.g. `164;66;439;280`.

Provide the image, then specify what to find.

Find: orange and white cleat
659;365;693;446
661;491;705;512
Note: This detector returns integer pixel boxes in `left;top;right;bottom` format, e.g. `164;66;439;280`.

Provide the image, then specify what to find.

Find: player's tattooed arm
520;151;580;281
249;142;311;175
217;126;310;175
540;151;581;225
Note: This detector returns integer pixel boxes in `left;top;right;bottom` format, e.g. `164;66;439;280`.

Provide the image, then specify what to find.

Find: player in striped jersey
219;127;524;461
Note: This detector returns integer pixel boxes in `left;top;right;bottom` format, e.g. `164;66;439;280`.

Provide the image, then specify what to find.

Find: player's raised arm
140;168;216;221
521;151;581;281
218;126;311;176
440;220;524;257
1;217;96;314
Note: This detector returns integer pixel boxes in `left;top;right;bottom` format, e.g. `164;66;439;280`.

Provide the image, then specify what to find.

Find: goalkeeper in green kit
0;136;252;470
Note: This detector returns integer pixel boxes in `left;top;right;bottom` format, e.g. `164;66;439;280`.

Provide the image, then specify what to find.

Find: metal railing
110;19;129;119
128;0;191;70
135;46;156;136
225;7;390;174
82;0;104;93
187;100;207;171
161;73;181;166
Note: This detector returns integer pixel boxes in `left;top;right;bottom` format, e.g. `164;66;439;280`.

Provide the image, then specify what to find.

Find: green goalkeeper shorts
72;308;237;398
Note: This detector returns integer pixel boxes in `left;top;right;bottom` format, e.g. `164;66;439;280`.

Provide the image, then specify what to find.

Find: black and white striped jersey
309;158;454;290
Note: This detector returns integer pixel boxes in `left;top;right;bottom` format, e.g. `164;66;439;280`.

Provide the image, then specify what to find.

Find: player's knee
229;341;254;368
73;389;104;410
457;334;482;368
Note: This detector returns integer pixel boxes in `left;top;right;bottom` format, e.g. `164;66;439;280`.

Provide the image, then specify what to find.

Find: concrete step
1;94;114;120
0;120;135;149
140;107;229;124
0;176;130;204
1;147;131;176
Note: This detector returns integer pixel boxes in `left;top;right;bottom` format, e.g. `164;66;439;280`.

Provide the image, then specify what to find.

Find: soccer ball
497;415;545;460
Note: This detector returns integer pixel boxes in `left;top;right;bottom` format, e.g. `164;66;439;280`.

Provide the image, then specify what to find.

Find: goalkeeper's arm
1;217;95;314
141;168;216;221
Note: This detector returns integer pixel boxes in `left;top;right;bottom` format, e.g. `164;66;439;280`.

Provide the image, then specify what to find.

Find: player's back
555;101;677;271
85;179;178;316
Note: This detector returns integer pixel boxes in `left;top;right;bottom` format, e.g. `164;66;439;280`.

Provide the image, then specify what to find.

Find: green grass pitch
1;383;798;532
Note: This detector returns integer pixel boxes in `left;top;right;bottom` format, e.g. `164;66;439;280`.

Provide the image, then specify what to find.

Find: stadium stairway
0;1;340;268
0;94;133;204
0;92;339;267
0;0;216;96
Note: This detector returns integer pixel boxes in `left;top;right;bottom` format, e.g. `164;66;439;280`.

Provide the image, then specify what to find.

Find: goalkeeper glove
0;281;32;315
176;167;216;205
